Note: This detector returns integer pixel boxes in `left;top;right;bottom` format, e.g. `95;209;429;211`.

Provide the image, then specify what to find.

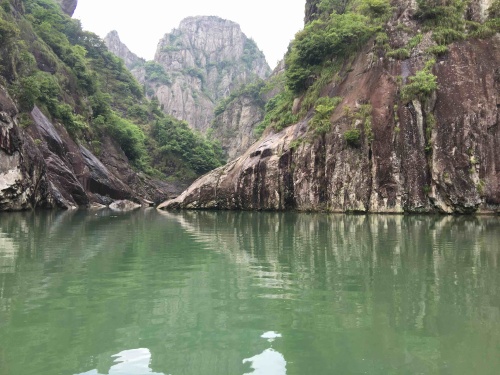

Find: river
0;209;499;374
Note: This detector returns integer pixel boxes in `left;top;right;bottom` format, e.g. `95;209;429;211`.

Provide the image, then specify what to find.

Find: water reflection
243;332;286;375
243;349;286;375
76;348;165;375
0;232;18;274
0;211;499;375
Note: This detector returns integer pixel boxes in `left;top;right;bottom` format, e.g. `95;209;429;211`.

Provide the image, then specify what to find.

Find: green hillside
0;0;225;182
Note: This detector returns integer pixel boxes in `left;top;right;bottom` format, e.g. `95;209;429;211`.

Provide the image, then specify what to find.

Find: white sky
73;0;305;68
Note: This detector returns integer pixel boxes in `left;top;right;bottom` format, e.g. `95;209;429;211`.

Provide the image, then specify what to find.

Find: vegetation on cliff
160;0;500;213
142;16;270;134
255;0;500;139
0;0;224;181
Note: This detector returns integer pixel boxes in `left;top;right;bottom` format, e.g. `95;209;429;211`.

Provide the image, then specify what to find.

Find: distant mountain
143;16;270;133
104;30;144;70
55;0;77;16
104;16;272;159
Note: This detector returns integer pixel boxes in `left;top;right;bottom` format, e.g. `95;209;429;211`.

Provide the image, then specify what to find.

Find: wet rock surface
160;37;500;214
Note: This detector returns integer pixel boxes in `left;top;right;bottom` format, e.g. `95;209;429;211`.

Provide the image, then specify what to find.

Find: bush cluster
285;11;378;94
400;60;438;103
309;96;343;134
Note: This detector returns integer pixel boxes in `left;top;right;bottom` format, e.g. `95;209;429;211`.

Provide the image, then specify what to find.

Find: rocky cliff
1;87;51;210
210;93;264;161
210;62;286;161
55;0;77;16
304;0;320;24
104;31;144;70
150;16;271;133
160;1;500;214
0;0;191;211
1;86;178;210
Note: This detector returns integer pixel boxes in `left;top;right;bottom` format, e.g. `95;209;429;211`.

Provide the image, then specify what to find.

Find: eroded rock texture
210;95;264;161
104;31;144;70
55;0;77;16
151;16;270;133
0;86;178;211
160;36;500;214
0;88;53;210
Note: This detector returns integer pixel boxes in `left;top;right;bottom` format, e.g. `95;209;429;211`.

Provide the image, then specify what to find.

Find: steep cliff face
151;16;271;132
0;87;53;210
210;94;264;161
55;0;77;16
1;85;178;211
160;2;500;214
104;31;144;70
210;62;286;160
304;0;321;24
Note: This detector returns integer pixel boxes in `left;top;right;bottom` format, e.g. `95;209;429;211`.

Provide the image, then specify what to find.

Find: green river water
0;209;499;375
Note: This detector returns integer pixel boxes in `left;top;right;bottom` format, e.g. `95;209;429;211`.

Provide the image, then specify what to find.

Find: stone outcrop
109;200;141;211
1;85;179;211
210;63;286;160
104;31;144;70
210;94;264;161
304;0;321;24
104;17;272;160
159;34;500;214
55;0;77;16
150;16;271;133
0;87;53;210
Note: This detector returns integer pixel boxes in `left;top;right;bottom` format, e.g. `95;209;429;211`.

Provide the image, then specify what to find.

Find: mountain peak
55;0;78;16
150;16;271;132
104;30;144;69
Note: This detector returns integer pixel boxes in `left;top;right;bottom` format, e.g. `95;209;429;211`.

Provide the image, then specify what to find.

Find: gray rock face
104;31;144;70
304;0;321;24
109;200;141;211
211;94;264;161
0;88;53;210
0;84;178;211
210;63;286;160
151;16;271;133
159;37;500;214
55;0;77;16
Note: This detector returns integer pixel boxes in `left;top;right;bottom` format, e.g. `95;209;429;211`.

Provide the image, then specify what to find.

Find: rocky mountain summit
160;0;500;214
104;31;144;70
55;0;77;16
147;16;271;133
104;16;272;159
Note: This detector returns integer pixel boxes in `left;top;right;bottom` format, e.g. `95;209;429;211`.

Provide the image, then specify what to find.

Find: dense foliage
0;0;224;181
285;0;391;94
152;117;225;179
253;0;499;141
309;96;342;135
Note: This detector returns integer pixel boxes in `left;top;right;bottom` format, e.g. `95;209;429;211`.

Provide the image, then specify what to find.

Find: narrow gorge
104;17;271;159
160;0;500;214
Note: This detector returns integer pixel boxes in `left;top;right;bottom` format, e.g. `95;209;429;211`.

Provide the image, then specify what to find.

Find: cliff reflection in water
0;210;499;375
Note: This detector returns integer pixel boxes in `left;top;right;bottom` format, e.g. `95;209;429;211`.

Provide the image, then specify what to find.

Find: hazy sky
73;0;305;68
